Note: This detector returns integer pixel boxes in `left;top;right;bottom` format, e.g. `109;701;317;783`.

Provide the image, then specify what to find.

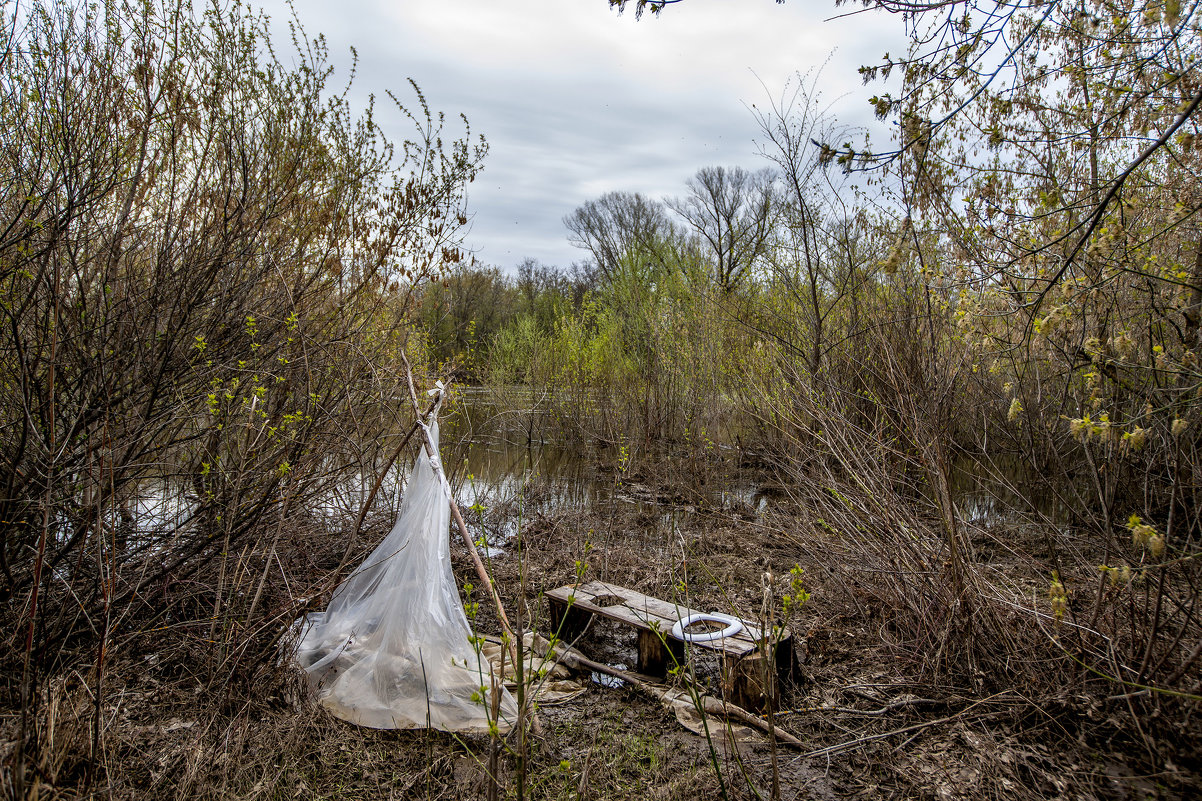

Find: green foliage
484;239;755;449
0;0;482;660
780;565;810;618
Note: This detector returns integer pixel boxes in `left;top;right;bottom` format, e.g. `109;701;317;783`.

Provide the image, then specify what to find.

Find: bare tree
749;72;878;375
0;1;483;787
564;191;676;279
668;165;776;292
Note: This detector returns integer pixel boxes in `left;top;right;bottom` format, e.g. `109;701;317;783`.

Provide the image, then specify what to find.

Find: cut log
725;648;776;713
544;581;793;711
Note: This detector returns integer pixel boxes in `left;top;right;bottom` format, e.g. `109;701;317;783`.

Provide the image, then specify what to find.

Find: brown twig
555;646;806;748
336;412;428;577
798;694;1016;760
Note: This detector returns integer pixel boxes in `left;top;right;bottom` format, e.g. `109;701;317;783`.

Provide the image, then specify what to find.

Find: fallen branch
396;352;517;656
556;646;805;748
798;693;1016;760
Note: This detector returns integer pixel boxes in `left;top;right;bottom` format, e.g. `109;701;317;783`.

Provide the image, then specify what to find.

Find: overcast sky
256;0;905;272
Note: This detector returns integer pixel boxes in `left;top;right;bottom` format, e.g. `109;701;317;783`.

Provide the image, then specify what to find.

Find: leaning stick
409;381;540;737
447;481;517;638
397;353;520;666
556;647;805;748
337;414;426;575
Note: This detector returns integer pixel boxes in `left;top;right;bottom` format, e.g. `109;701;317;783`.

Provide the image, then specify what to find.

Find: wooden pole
555;647;805;748
397;353;520;666
337;411;428;577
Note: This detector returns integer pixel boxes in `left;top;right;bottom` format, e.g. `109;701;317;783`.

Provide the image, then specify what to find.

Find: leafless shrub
0;0;483;791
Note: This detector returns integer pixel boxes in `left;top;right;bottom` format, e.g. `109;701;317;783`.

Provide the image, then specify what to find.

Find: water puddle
591;666;628;688
441;387;776;537
110;387;1062;554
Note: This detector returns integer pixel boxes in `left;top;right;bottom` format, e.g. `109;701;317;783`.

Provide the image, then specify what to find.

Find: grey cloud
260;0;905;271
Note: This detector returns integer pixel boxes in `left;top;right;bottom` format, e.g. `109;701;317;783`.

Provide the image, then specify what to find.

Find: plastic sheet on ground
481;633;587;706
294;406;517;733
659;687;757;743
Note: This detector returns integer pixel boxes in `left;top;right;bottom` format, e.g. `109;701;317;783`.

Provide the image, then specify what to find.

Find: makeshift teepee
294;389;517;732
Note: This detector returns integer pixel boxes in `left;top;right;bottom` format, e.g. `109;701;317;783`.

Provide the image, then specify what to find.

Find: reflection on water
449;437;609;514
440;388;1075;543
443;387;771;519
432;387;778;557
131;479;195;533
443;386;608;510
948;455;1074;525
121;387;1061;552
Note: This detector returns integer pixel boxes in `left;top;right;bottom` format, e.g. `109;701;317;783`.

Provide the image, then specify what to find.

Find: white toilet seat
670;612;744;643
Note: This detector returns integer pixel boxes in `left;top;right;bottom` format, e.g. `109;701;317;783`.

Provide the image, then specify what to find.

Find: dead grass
4;464;1201;800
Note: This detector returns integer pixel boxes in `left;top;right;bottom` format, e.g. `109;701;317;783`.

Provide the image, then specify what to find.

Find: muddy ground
6;466;1201;800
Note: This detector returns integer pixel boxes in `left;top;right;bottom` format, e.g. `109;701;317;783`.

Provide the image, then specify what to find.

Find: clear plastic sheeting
294;409;516;732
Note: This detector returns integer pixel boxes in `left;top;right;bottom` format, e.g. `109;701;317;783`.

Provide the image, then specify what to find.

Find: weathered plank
546;581;786;651
544;579;793;710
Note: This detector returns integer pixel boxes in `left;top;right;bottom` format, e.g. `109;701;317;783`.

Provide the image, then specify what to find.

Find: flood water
443;386;609;512
442;387;1068;527
442;386;770;520
119;386;1060;551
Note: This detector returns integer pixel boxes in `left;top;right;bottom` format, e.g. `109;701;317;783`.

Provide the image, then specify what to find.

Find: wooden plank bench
544;580;792;711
